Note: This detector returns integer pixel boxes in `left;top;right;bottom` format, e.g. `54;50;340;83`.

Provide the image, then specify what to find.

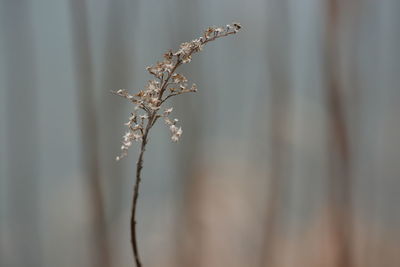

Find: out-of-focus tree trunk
100;0;137;223
69;1;111;266
171;0;204;266
325;0;353;266
1;1;42;266
260;1;291;266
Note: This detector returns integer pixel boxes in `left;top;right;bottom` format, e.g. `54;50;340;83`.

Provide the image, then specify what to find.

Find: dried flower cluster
112;23;241;267
113;22;241;161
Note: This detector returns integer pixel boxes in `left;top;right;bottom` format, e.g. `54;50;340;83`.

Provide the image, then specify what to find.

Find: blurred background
0;0;399;266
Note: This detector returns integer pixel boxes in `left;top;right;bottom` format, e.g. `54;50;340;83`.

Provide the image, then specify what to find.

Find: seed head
113;23;241;160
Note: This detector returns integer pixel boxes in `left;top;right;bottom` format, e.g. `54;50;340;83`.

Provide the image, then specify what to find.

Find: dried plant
112;23;241;267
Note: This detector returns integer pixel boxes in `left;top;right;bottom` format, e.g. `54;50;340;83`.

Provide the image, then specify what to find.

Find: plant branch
158;60;182;100
118;23;241;267
161;90;195;105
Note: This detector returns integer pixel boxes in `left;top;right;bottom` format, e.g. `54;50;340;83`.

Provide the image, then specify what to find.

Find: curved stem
130;112;156;267
128;30;238;266
131;137;146;267
125;25;240;267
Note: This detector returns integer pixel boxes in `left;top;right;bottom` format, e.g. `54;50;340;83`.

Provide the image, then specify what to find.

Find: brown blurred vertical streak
260;90;285;267
325;0;353;266
1;1;42;266
176;173;204;267
261;0;290;266
69;1;111;266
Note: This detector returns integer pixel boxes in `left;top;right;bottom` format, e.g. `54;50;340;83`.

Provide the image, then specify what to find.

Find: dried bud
169;125;183;142
215;27;224;34
204;27;215;39
172;73;188;84
181;54;192;64
163;49;173;60
164;117;172;125
164;107;173;115
233;22;242;31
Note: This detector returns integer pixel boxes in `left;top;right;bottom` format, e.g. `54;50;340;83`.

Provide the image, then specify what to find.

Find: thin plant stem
129;60;178;267
130;51;181;265
130;129;147;267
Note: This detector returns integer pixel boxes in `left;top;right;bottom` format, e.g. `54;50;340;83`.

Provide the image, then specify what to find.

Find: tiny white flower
164;117;172;125
164;108;173;115
171;126;183;142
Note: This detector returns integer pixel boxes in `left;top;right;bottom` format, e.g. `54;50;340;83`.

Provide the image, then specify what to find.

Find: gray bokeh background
0;0;399;266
